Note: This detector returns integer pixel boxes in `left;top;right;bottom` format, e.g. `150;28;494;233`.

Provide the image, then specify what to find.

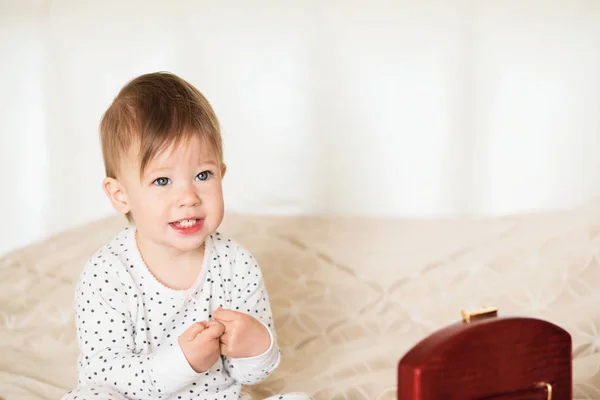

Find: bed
2;206;600;399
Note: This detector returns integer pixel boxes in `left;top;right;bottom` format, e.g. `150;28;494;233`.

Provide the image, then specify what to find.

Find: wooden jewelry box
398;307;572;400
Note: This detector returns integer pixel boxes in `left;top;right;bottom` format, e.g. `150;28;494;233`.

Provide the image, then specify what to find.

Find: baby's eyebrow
147;161;218;174
146;166;172;175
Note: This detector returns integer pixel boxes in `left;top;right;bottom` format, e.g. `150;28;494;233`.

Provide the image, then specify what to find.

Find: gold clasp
536;382;552;400
461;306;498;323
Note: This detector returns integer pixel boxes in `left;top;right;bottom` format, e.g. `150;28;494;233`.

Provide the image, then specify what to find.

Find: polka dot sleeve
222;247;281;384
74;256;199;398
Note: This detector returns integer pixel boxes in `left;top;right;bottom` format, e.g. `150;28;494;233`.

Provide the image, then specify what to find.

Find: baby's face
120;136;225;254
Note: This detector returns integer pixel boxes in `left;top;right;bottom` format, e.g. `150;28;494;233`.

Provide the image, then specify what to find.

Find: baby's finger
220;342;230;357
205;320;226;338
219;330;230;345
183;321;208;341
212;307;238;322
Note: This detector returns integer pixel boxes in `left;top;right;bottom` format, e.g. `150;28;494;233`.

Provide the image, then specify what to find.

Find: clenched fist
212;307;271;358
178;320;225;373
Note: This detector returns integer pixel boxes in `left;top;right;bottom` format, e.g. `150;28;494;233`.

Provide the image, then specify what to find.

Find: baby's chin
175;230;219;248
167;233;209;249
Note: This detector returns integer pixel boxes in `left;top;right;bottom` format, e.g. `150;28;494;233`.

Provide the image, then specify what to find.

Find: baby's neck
135;231;205;291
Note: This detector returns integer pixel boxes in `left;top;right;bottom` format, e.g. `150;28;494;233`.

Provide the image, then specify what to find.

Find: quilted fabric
2;207;600;399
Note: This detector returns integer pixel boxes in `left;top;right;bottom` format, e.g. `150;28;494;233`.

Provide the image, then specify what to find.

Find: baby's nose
178;187;201;207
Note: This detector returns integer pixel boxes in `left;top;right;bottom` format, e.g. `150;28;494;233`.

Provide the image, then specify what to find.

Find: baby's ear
102;177;130;215
220;163;227;179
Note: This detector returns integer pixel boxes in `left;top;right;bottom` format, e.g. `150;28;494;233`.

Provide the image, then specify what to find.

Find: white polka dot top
74;226;280;399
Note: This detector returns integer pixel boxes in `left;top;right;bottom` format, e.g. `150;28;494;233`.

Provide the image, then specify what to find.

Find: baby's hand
212;307;271;358
178;320;225;373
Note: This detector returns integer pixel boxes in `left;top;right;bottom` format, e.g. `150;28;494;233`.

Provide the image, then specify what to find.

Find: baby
62;72;311;400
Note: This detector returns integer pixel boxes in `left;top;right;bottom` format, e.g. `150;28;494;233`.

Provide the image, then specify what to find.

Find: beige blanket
2;208;600;399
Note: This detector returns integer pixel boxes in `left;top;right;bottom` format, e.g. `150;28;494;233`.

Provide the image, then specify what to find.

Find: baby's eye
153;177;171;186
195;171;213;181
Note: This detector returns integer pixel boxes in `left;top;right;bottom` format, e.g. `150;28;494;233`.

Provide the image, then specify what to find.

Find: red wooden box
397;307;572;400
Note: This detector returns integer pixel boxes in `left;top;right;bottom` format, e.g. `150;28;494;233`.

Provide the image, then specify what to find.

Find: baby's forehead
149;138;219;165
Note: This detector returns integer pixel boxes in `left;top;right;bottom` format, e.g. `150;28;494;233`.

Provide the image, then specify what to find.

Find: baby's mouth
170;218;201;228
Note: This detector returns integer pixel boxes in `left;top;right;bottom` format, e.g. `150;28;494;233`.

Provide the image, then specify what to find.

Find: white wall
1;0;600;256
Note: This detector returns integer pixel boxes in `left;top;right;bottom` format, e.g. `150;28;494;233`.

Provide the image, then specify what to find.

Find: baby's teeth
179;219;196;227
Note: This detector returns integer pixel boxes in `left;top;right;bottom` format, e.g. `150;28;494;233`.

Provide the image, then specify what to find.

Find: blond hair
100;72;223;181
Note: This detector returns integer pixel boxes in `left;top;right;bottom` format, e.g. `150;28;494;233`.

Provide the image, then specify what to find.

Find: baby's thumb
183;321;208;341
212;306;237;322
204;320;226;338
